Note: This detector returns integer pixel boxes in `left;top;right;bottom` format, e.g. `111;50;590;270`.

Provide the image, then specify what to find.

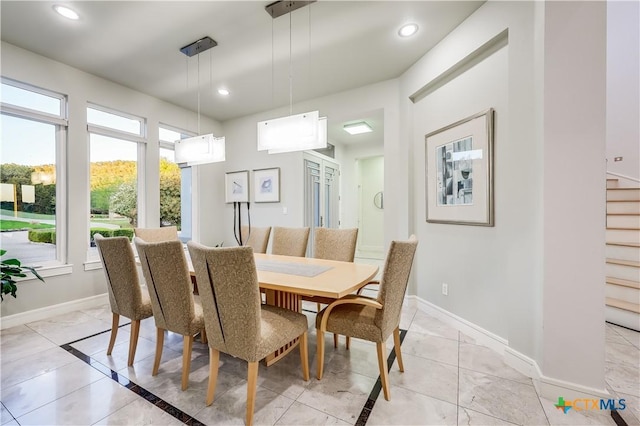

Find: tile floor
1;300;638;426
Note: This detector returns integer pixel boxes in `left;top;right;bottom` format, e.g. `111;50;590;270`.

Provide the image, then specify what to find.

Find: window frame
0;78;70;272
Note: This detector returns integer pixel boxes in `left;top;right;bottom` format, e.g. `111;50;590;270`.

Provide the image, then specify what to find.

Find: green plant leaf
3;258;21;266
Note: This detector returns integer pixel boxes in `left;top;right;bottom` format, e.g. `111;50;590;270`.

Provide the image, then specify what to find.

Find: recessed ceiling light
53;5;79;20
217;88;230;96
398;23;418;38
343;121;373;135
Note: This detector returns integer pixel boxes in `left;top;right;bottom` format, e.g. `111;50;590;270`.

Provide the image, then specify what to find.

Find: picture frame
225;170;250;203
425;108;494;226
253;167;280;203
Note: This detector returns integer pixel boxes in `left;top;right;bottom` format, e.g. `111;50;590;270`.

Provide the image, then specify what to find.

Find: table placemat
255;259;332;277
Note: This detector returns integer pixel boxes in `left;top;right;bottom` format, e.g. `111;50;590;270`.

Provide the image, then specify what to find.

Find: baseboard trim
410;295;610;401
0;293;109;329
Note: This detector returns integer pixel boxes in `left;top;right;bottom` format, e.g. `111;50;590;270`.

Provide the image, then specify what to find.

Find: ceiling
0;1;483;147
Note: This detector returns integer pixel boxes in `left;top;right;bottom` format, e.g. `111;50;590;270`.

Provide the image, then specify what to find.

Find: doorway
356;155;384;259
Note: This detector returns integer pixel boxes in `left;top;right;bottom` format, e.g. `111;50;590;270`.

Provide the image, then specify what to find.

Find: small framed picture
225;170;249;203
253;167;280;203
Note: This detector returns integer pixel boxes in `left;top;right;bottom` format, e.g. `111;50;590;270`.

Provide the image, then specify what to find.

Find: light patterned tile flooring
0;302;636;426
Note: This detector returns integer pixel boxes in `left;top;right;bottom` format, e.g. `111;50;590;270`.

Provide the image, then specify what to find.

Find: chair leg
299;331;310;381
152;328;164;376
316;302;321;313
346;336;351;350
316;329;325;380
206;347;220;406
376;341;390;401
333;333;338;348
393;327;404;372
127;319;141;366
246;361;259;426
107;313;119;355
181;335;194;391
200;328;207;344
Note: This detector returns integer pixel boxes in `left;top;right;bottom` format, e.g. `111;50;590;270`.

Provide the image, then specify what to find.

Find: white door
356;156;384;259
304;153;340;256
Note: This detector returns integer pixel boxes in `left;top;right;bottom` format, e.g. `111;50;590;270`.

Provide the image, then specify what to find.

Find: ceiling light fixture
398;23;418;38
217;88;230;96
257;0;327;154
175;36;225;165
53;5;79;20
343;121;373;135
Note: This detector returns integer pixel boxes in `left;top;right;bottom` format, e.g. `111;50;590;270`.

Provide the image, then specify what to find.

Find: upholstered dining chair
134;237;205;391
240;225;271;254
271;226;310;257
134;226;178;242
94;234;153;367
312;227;359;346
316;235;418;401
187;242;309;426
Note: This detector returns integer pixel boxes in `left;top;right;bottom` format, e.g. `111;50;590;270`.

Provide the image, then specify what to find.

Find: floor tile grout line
354;328;407;426
60;343;197;425
456;331;460;425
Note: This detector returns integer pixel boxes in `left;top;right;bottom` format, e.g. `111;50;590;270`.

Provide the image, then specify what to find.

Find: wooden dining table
187;252;379;366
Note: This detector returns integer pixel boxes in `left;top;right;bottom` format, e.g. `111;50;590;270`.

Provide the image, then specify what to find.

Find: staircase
605;177;640;331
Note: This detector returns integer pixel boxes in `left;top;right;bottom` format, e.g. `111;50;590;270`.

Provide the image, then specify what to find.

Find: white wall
205;80;398;249
356;156;384;254
400;0;606;394
0;42;220;318
606;0;640;180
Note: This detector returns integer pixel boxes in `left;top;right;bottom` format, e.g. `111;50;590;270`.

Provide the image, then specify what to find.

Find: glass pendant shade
175;133;226;165
257;111;327;154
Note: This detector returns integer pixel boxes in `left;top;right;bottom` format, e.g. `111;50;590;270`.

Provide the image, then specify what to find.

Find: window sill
21;263;73;281
84;259;103;271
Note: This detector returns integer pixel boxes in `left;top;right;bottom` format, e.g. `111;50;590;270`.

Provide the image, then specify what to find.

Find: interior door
304;153;340;256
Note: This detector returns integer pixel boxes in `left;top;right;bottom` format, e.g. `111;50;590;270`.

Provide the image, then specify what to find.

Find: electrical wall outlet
442;283;448;296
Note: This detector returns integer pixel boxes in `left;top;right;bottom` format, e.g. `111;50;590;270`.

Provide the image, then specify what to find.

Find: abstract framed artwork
425;108;494;226
253;167;280;203
225;170;250;203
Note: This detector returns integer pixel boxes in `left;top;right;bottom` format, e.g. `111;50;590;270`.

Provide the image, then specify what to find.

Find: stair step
606;258;640;268
607;201;640;214
606;284;640;304
606;297;640;314
605;305;640;331
607;242;640;248
607;229;640;244
607;188;640;201
606;243;640;262
607;277;640;289
607;214;640;228
607;263;640;282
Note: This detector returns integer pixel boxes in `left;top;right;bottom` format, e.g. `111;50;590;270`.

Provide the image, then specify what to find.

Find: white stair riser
607;202;640;214
607;189;640;201
605;306;640;331
606;263;640;282
606;180;619;189
606;284;640;304
607;215;640;229
607;229;640;244
606;245;640;262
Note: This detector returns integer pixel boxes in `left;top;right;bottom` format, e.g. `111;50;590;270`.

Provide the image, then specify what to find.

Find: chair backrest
134;226;178;242
134;237;196;335
187;242;262;360
313;228;358;262
271;226;310;257
241;225;271;254
375;235;418;338
94;234;144;319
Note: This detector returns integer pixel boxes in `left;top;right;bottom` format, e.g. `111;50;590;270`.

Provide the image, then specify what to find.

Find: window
0;78;67;266
159;124;194;242
87;104;145;256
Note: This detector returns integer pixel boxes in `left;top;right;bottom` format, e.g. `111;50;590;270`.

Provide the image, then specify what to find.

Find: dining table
187;252;379;366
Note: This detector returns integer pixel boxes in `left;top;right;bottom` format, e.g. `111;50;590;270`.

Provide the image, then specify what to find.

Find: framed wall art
425;108;494;226
225;170;250;203
253;167;280;203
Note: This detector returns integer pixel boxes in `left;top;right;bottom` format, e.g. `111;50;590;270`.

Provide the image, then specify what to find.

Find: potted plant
1;249;44;301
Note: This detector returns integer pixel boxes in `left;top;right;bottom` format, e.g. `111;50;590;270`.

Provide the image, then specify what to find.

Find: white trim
1;103;68;126
87;124;146;144
0;293;108;330
412;295;508;354
411;295;611;401
607;171;640;183
83;259;103;271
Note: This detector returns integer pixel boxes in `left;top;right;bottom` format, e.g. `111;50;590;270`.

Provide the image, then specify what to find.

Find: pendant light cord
289;9;293;116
